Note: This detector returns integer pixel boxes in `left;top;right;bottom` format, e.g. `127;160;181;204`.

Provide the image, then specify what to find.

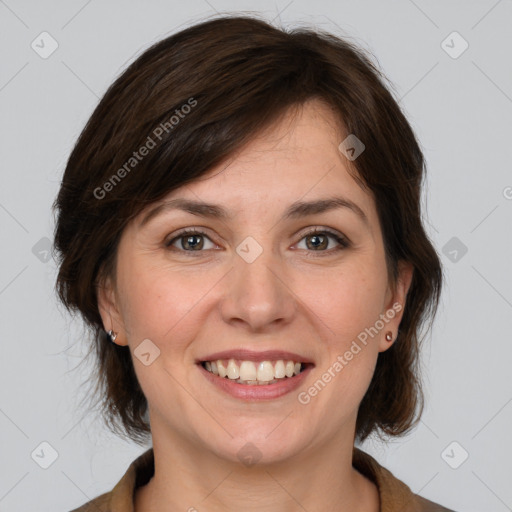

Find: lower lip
198;363;313;401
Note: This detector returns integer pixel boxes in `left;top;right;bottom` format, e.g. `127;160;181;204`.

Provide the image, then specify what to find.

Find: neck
135;425;379;512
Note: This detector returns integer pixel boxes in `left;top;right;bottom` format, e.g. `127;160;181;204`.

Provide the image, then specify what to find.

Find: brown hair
53;14;442;445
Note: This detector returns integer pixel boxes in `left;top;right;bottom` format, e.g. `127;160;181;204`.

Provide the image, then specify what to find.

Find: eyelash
164;227;350;256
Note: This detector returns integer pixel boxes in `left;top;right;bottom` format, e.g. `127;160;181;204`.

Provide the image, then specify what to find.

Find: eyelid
295;226;350;245
164;227;217;247
164;225;351;253
293;228;351;254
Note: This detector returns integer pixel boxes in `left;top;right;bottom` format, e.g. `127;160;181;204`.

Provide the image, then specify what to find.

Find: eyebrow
139;196;369;228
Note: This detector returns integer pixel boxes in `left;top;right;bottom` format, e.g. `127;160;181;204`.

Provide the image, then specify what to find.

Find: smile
196;349;314;400
201;359;308;385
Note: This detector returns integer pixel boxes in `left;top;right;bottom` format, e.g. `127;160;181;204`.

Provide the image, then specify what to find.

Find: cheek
294;259;387;410
116;257;205;345
300;258;388;346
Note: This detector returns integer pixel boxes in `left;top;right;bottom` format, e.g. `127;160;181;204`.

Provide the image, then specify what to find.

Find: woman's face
99;99;412;465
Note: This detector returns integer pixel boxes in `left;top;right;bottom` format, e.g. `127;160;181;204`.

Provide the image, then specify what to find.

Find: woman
55;14;455;512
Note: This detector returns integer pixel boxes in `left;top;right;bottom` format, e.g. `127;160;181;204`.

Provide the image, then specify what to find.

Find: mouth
195;349;315;398
199;359;313;385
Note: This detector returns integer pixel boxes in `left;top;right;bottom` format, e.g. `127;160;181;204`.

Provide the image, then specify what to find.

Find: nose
220;240;297;332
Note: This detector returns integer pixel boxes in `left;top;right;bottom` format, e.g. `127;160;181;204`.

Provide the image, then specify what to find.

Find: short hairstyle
53;14;442;446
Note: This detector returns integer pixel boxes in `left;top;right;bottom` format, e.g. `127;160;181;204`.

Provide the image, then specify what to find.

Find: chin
202;426;307;466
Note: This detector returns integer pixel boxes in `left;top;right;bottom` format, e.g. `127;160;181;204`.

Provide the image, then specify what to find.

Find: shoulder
68;447;154;511
68;491;112;511
353;447;458;512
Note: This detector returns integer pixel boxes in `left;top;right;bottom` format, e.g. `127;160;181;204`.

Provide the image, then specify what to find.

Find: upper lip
197;349;314;364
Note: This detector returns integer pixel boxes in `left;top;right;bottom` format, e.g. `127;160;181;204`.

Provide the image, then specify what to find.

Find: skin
98;98;413;512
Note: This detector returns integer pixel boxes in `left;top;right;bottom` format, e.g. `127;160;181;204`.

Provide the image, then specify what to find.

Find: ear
378;260;414;353
96;274;127;346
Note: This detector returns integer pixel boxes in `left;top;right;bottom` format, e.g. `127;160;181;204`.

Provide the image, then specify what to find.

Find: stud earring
107;330;118;342
385;331;393;342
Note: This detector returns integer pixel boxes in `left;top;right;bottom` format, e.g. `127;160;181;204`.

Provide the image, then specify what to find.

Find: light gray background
1;1;511;511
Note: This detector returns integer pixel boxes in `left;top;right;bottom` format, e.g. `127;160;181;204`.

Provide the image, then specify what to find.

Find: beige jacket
70;447;456;511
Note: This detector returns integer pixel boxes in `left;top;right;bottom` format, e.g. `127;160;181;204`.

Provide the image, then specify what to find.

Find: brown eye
165;230;215;251
297;229;350;253
305;233;329;250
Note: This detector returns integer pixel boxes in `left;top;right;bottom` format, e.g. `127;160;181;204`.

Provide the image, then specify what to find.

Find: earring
107;330;118;342
385;331;393;342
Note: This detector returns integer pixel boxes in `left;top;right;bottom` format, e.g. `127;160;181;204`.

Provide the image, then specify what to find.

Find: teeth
217;361;227;378
239;361;257;381
236;378;279;385
274;360;285;378
203;359;304;384
226;359;239;379
257;361;274;382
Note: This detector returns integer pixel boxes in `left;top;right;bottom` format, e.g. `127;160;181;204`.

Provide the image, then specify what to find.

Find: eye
164;227;350;255
165;229;217;252
295;228;350;253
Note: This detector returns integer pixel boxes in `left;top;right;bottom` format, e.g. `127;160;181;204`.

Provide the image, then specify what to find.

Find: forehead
136;99;378;229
